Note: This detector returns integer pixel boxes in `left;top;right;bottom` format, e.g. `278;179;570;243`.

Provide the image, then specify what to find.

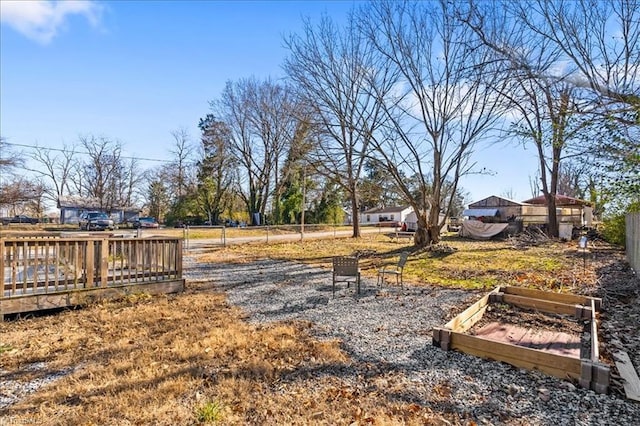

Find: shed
521;195;593;226
467;196;527;222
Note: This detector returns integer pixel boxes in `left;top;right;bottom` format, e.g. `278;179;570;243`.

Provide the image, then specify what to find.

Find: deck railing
1;236;183;299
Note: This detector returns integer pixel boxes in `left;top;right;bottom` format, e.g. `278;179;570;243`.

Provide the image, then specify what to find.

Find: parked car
133;217;159;229
0;215;40;225
79;211;114;231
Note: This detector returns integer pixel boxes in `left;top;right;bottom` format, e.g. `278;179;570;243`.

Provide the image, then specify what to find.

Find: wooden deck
1;235;185;318
433;286;610;394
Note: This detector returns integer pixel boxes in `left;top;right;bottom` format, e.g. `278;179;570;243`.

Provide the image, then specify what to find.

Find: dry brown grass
1;281;460;425
2;235;612;425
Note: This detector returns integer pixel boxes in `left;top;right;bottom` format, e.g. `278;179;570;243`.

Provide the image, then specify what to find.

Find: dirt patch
473;303;586;335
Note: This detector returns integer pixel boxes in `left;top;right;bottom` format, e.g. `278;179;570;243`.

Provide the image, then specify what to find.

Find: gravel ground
183;255;640;425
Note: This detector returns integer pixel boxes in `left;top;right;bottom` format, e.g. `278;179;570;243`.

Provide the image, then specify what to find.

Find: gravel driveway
183;256;640;425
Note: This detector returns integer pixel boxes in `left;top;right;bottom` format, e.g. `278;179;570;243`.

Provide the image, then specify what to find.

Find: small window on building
390;214;394;220
366;215;370;222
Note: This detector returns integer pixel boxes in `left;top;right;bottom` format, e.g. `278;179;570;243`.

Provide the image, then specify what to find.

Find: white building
360;206;413;226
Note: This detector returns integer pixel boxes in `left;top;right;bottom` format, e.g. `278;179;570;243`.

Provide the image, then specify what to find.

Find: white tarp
461;220;509;240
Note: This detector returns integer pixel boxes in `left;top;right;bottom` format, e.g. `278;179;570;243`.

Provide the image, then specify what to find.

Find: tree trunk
546;194;559;238
428;224;441;244
414;227;429;247
350;188;361;238
413;210;436;248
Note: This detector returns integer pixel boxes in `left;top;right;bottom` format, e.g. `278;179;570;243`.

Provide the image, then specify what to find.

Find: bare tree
500;188;519;201
0;137;24;174
114;157;144;208
463;1;597;237
361;0;508;245
245;79;298;224
529;172;541;199
285;12;396;237
145;167;172;222
211;78;297;225
169;128;194;199
0;176;46;216
0;138;22;209
524;0;640;116
73;135;142;213
27;143;77;206
196;115;237;225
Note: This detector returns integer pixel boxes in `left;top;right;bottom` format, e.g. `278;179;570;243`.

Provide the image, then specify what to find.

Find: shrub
195;401;224;423
601;213;627;246
601;201;640;247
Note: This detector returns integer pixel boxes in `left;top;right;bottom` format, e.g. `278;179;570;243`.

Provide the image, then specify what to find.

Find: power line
2;141;172;163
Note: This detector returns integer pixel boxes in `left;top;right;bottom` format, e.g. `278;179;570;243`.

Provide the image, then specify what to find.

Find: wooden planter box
433;286;610;394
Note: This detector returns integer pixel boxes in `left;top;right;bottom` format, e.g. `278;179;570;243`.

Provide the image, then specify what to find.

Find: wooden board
0;279;185;315
445;291;494;332
614;351;640;402
450;332;583;379
501;286;601;310
502;293;587;317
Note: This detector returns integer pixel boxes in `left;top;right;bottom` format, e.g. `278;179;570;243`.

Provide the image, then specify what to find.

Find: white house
360;206;413;226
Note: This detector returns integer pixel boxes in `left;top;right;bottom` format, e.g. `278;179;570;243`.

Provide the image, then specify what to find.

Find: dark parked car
79;211;114;231
133;217;159;229
1;215;40;225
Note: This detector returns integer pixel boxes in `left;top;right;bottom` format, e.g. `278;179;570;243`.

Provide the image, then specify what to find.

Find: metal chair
332;256;360;296
377;251;410;287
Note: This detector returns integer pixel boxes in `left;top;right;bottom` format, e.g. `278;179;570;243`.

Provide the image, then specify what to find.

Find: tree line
1;0;637;246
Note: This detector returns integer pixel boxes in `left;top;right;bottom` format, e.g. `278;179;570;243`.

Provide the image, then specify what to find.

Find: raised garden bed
433;286;610;393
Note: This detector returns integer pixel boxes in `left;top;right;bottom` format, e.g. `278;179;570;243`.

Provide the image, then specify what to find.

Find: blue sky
1;0;539;206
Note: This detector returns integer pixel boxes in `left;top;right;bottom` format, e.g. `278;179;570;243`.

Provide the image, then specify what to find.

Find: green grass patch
0;343;14;354
195;401;224;423
200;235;582;292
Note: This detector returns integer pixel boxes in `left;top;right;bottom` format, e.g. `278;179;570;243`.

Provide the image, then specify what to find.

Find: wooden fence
1;236;184;318
627;212;640;274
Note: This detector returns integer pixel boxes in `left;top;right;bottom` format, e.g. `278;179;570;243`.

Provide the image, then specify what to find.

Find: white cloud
0;0;102;44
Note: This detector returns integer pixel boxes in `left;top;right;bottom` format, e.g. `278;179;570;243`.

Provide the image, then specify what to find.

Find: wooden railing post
177;239;183;278
0;237;5;319
100;238;109;287
85;240;95;287
0;238;5;295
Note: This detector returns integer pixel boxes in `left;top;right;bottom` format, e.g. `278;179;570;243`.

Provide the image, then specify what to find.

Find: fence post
176;239;183;278
0;238;4;320
85;240;95;287
222;226;226;247
0;238;4;292
100;238;109;287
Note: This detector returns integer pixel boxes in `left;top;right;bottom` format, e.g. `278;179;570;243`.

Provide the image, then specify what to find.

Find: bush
601;201;640;247
601;213;627;246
